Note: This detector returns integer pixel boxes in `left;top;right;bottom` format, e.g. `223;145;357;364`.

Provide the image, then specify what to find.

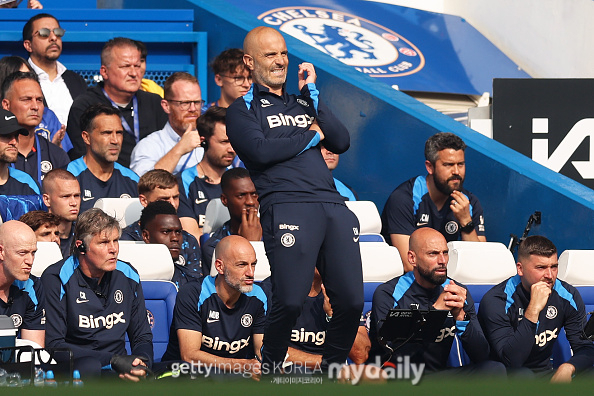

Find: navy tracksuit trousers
261;202;364;371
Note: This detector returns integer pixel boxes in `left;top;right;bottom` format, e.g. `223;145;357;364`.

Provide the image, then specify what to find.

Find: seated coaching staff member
478;236;594;382
201;167;261;273
121;170;201;279
0;220;44;346
381;132;485;272
1;71;69;189
42;169;80;257
0;109;40;196
139;201;202;287
369;228;495;374
41;208;152;380
162;235;265;377
67;103;139;212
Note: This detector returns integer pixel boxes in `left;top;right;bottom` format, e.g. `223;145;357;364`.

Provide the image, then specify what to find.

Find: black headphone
76;242;86;254
201;138;208;150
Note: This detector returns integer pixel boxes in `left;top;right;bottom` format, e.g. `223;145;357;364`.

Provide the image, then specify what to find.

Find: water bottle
34;367;45;387
0;368;7;386
44;370;57;387
6;372;21;387
72;370;83;387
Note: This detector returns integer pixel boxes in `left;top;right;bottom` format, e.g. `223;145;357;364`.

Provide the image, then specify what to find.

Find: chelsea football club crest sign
258;7;425;78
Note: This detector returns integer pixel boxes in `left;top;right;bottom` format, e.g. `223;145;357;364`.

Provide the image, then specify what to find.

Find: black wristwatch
460;220;475;234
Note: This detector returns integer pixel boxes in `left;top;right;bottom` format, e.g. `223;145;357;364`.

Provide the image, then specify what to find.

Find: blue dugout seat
126;280;177;363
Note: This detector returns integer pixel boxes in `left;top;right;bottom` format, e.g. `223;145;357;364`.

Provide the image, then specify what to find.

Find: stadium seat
345;201;381;234
360;242;403;282
32;241;63;277
360;242;404;315
558;250;594;287
94;198;143;228
203;199;230;235
556;251;594;368
447;241;516;288
117;243;175;282
445;241;516;367
125;280;178;363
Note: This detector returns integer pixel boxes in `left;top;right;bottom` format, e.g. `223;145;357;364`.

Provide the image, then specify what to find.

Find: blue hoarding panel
182;0;594;256
219;0;530;95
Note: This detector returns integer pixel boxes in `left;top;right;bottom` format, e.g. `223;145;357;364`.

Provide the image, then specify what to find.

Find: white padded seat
447;241;516;284
345;201;382;234
94;198;143;228
203;198;231;235
32;241;63;277
117;242;174;281
558;250;594;286
360;242;404;282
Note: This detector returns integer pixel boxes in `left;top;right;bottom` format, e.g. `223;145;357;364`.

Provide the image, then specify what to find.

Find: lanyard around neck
102;88;140;143
11;133;42;188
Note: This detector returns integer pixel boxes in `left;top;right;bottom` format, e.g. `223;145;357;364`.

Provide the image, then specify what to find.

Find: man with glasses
209;48;252;109
67;37;167;167
22;13;87;125
130;72;204;176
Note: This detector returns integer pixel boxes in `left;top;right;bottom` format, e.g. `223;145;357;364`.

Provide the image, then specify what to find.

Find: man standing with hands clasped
226;26;363;374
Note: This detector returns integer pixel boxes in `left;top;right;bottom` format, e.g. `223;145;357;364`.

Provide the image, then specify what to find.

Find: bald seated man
367;228;504;376
0;220;45;346
162;235;266;378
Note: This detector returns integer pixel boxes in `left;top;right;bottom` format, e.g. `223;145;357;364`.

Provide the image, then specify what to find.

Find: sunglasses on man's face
34;27;65;38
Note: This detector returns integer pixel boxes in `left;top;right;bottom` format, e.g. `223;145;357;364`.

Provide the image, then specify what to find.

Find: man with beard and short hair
139;201;202;287
478;236;594;382
368;228;498;375
22;13;87;125
67;103;139;212
130;72;204;177
381;132;486;272
42;169;80;257
161;235;265;378
177;106;235;240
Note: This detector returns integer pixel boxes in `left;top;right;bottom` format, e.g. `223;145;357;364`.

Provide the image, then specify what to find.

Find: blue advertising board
220;0;530;95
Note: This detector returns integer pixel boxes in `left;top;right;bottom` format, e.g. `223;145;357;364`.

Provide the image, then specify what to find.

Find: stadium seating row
30;199;594;365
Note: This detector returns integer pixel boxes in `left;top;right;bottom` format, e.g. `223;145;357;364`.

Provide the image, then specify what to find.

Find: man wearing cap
0;108;40;196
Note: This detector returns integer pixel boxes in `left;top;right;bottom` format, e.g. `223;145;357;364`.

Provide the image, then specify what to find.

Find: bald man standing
367;228;499;375
0;220;44;346
226;27;363;373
